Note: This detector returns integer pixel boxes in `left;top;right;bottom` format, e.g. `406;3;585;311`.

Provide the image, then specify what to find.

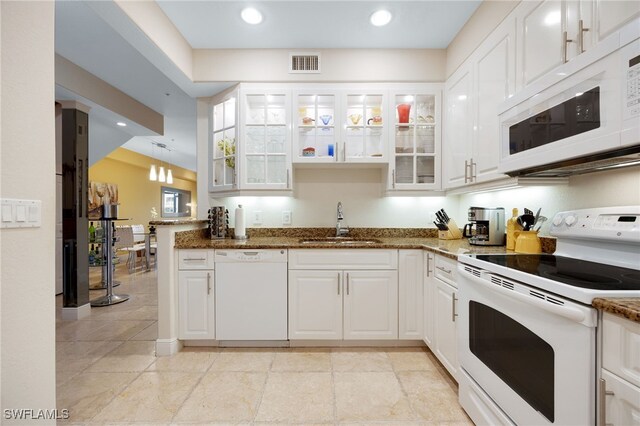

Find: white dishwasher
214;249;288;341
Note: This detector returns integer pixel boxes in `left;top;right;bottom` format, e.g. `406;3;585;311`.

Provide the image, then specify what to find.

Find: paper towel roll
235;205;246;239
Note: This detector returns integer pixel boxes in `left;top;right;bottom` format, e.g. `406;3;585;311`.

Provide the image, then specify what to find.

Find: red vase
397;104;411;123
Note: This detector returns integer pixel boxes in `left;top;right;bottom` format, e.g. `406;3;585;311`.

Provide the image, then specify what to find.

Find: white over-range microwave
498;18;640;177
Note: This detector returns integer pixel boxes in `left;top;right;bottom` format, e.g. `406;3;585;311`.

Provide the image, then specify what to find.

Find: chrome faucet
336;202;349;237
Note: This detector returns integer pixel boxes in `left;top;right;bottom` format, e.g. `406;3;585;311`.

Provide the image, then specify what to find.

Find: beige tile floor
56;260;472;425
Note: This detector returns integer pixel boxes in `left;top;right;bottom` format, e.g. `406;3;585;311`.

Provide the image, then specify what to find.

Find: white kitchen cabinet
434;275;458;379
178;249;215;340
288;249;398;341
388;87;442;191
423;251;435;348
288;269;398;340
293;89;339;163
241;87;292;190
209;84;292;194
444;17;515;189
398;250;424;339
427;254;459;379
343;270;398;340
178;270;215;340
210;88;238;192
288;270;343;340
514;0;640;89
600;312;640;425
341;90;389;163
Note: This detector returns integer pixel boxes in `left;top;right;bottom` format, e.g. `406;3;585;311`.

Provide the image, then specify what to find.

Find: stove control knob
565;214;578;227
552;215;564;226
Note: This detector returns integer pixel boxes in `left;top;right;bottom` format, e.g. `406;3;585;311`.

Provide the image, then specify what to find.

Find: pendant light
158;142;166;182
166;145;174;184
149;142;158;181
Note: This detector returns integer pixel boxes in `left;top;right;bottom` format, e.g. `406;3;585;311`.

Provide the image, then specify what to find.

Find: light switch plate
0;199;41;228
252;210;263;225
282;210;292;226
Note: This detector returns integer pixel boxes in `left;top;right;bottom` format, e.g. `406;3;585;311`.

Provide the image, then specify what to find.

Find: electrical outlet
282;210;292;225
252;210;263;225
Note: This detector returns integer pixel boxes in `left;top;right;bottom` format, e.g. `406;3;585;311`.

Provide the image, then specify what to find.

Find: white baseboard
155;338;182;356
290;339;426;348
61;303;91;320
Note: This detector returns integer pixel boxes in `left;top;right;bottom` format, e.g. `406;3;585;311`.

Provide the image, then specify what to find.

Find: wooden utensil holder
438;219;463;240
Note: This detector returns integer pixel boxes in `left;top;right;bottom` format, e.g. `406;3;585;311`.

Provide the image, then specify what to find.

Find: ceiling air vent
289;52;321;74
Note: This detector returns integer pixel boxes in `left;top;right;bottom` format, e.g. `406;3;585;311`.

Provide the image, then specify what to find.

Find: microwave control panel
624;41;640;119
551;207;640;243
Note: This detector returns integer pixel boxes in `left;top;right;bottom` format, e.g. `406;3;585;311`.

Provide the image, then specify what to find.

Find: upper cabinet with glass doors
293;91;338;163
388;87;442;191
342;92;387;162
241;90;292;190
210;92;238;192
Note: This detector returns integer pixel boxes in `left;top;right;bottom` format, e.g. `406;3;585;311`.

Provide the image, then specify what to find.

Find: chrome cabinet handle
563;31;574;63
426;254;433;276
452;293;458;322
436;265;452;274
470;158;476;182
464;160;470;183
337;273;341;295
392;170;396;188
342;142;346;162
185;257;206;261
286;169;290;188
346;273;350;295
599;378;615;426
578;20;589;54
207;272;211;295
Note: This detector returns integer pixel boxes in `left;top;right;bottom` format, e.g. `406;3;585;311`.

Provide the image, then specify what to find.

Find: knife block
438;219;463;240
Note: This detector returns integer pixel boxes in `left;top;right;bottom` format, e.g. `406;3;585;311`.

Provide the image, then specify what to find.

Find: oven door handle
459;266;587;324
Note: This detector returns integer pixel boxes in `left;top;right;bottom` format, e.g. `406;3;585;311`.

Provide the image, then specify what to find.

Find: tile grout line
250;350;276;424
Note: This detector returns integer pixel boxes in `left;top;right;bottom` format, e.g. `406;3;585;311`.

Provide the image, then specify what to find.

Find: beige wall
1;1;56;422
89;148;197;230
193;49;447;82
446;0;520;78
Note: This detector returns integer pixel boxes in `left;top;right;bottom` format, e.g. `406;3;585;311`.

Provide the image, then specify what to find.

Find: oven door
457;264;598;425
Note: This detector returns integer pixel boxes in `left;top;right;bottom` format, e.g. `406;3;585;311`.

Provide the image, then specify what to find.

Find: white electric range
456;206;640;426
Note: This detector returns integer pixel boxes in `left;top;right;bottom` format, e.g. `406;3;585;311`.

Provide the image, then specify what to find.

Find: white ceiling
54;0;481;172
157;1;481;49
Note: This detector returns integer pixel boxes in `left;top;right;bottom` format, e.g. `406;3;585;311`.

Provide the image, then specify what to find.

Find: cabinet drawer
434;255;457;287
178;249;214;270
602;312;640;388
289;249;398;270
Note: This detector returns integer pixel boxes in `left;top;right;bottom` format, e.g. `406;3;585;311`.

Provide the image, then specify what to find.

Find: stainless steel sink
298;238;381;245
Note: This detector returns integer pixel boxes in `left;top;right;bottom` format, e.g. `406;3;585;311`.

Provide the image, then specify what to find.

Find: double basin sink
298;237;382;245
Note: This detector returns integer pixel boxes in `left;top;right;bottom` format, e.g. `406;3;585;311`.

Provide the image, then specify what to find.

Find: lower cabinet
178;269;215;340
289;269;398;340
600;312;640;425
398;250;424;339
423;253;459;379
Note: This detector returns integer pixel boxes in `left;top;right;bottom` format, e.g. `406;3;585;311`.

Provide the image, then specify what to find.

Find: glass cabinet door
391;92;439;189
211;97;237;191
241;92;291;189
293;93;337;162
343;93;386;162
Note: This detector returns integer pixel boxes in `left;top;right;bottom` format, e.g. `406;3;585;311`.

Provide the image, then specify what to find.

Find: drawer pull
185;257;206;261
436;265;452;274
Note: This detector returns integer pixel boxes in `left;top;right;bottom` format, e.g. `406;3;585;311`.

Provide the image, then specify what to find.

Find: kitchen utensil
434;221;448;231
533;216;547;231
533;208;541;226
524;208;533;216
520;214;536;231
435;211;445;225
440;209;451;223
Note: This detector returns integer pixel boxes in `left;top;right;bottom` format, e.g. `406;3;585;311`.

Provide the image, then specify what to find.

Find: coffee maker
463;207;506;246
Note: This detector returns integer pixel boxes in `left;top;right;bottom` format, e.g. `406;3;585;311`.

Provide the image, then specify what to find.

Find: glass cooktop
474;254;640;291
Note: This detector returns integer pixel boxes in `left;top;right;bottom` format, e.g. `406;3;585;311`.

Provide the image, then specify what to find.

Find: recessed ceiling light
116;122;127;127
370;10;392;27
241;7;263;25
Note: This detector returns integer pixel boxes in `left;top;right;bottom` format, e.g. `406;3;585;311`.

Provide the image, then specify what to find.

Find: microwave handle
458;265;587;323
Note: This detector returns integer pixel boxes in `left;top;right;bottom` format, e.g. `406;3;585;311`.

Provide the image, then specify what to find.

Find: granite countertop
592;298;640;323
173;227;557;260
